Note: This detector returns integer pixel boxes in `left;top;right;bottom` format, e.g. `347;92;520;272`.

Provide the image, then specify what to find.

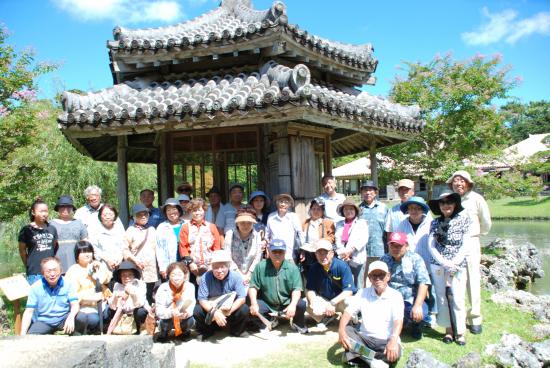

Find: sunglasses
369;273;386;280
439;200;455;205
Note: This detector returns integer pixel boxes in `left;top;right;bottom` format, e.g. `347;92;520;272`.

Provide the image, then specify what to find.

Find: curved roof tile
109;0;375;72
59;61;422;131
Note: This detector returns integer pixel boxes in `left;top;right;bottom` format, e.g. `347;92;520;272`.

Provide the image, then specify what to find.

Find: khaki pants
465;236;482;325
306;295;347;323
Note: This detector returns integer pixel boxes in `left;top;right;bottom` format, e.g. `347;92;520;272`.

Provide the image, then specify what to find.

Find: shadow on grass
326;341;344;366
503;197;550;207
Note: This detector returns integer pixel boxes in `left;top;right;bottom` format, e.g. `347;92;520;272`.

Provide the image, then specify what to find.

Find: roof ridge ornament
260;60;310;93
223;0;286;24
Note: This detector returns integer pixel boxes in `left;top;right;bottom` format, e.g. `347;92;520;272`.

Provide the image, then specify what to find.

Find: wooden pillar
117;136;129;227
277;126;292;194
369;141;378;187
157;132;170;204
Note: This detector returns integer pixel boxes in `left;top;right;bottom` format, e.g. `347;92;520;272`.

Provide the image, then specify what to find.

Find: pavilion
58;0;424;223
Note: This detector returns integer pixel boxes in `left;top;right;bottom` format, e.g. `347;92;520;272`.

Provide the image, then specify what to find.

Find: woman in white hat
156;198;186;280
334;199;369;287
447;170;491;335
266;193;304;263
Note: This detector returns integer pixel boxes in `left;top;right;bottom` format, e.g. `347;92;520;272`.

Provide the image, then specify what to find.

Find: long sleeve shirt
154;281;196;320
123;225;158;283
266;211;304;260
460;190;492;237
335;217;369;264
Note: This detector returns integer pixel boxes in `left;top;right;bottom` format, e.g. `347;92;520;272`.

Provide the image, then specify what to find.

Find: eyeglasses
369;273;386;280
278;200;290;205
439;200;455;205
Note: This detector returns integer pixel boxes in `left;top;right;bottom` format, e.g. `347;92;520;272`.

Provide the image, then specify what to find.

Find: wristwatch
330;300;337;307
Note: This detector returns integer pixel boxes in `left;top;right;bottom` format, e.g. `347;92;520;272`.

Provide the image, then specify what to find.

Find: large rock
0;335;175;368
491;290;550;323
0;298;11;335
484;334;550;368
404;349;450;368
452;352;481;368
481;239;544;292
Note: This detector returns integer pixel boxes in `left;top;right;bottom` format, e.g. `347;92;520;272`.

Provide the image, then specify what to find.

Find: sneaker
369;358;389;368
196;333;212;342
290;323;309;334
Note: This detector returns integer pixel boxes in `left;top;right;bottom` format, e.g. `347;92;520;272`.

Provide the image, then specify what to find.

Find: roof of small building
59;60;422;132
332;155;394;179
108;0;377;86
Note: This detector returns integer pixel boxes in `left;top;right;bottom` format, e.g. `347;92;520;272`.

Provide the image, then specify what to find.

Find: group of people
17;171;491;367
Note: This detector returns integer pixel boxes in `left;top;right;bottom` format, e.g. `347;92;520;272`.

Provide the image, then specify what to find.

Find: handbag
112;313;137;335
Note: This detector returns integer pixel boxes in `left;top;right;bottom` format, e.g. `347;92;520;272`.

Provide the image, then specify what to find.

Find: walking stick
445;271;458;339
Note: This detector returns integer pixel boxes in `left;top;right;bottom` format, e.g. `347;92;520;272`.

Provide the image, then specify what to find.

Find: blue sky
1;0;549;104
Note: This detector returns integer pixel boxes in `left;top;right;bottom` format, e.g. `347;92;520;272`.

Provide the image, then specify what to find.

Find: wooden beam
369;141;378;187
117;136;129;227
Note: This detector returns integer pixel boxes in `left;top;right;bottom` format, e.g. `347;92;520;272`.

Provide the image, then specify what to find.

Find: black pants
193;303;249;337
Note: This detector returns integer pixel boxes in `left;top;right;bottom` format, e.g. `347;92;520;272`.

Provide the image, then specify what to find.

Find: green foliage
384;54;515;196
501;100;550;143
476;170;543;200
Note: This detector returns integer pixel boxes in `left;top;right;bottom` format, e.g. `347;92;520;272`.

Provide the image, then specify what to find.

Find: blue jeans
404;301;428;335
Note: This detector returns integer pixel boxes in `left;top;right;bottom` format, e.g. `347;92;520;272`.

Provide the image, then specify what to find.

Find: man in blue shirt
306;239;356;327
21;257;79;335
193;250;249;340
359;181;389;259
381;232;431;339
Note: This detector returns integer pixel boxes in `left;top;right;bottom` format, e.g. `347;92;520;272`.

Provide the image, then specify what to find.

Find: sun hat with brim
177;194;190;202
446;170;475;187
249;191;270;207
360;180;378;190
235;212;257;224
206;186;222;196
269;239;287;252
387;232;408;246
54;195;76;211
368;260;389;275
210;250;232;264
113;261;142;283
400;196;429;214
336;199;361;217
428;190;464;217
273;193;294;207
161;198;183;216
131;203;150;216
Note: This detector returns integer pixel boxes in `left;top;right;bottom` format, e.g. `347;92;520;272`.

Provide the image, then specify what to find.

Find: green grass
190;290;538;367
487;196;550;219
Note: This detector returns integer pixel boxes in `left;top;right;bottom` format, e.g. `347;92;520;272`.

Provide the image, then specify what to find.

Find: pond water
481;221;550;295
2;221;549;294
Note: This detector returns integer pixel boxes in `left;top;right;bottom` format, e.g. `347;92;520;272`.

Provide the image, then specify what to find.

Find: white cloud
461;7;550;46
52;0;184;24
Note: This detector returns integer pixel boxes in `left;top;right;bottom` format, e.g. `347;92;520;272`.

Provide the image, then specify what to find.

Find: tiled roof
58;60;422;132
108;0;376;73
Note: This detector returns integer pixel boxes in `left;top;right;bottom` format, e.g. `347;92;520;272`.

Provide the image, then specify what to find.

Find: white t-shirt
345;286;404;340
319;192;346;222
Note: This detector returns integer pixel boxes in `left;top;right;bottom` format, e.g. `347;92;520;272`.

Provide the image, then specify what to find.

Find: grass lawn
192;290;538;368
487;196;550;219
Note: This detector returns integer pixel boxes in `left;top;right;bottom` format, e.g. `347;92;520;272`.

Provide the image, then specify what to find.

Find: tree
384;53;516;197
501;100;550;143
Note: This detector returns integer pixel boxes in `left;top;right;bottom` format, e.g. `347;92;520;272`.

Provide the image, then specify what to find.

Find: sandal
455;335;466;346
442;334;453;344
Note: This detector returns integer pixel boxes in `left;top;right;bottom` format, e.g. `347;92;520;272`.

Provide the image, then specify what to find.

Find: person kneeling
193;250;249;341
107;261;150;334
339;261;403;368
380;232;430;340
20;257;79;335
155;262;196;342
306;239;356;328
